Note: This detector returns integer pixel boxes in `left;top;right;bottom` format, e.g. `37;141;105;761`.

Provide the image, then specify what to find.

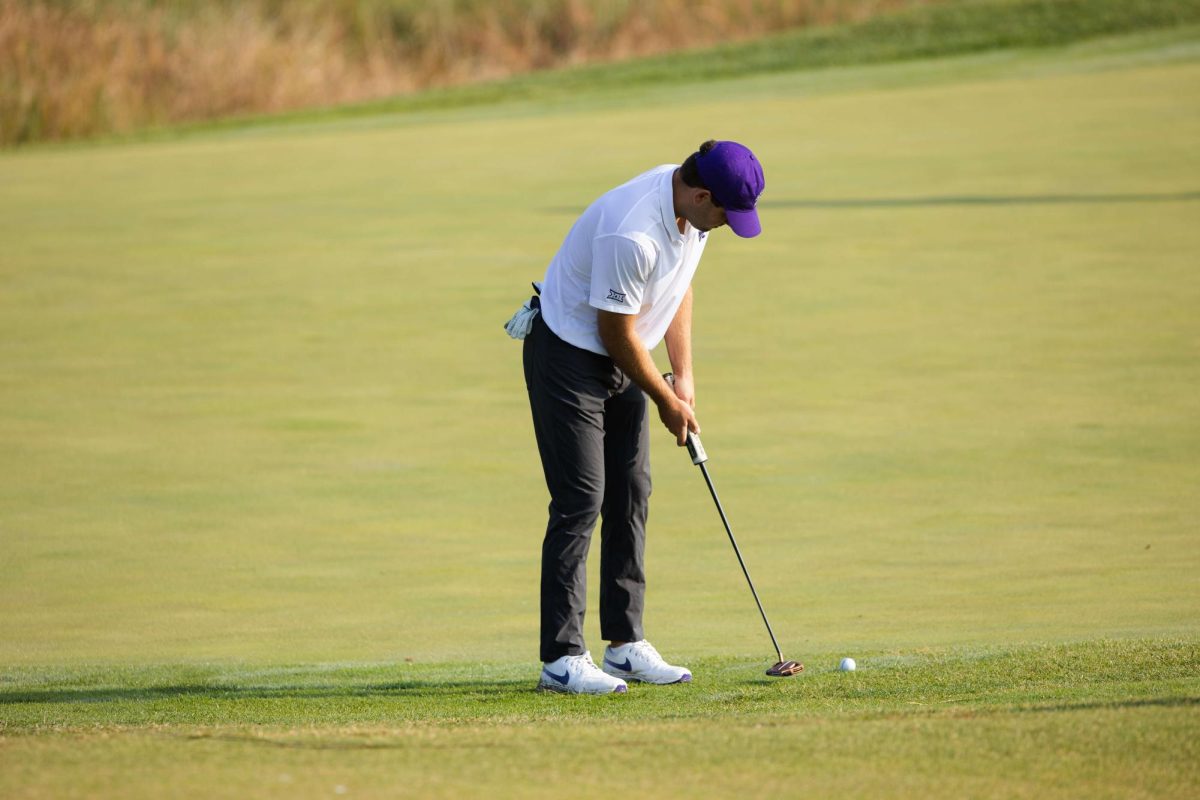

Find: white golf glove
503;282;543;340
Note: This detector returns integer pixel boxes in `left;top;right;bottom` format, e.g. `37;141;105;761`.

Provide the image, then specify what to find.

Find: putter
664;373;803;678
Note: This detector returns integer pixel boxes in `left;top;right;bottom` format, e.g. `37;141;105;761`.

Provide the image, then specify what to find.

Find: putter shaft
694;441;785;666
663;372;790;668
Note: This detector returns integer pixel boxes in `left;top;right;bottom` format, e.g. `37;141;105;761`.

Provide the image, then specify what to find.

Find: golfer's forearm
664;286;693;379
597;312;674;408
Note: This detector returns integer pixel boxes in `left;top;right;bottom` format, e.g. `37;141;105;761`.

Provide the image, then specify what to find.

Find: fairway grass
1;22;1198;799
2;640;1197;798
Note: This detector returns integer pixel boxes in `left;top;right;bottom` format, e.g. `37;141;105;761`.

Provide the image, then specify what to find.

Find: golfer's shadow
0;678;533;705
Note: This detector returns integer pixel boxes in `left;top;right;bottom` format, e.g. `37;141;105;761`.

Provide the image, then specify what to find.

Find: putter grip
662;372;708;465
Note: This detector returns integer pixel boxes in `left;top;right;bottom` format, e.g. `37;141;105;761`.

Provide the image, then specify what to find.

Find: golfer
506;140;765;694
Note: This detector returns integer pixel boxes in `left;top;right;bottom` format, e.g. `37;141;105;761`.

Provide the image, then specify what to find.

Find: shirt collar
660;168;685;245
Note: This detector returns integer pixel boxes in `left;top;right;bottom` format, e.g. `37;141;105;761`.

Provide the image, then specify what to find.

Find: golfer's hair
679;140;719;199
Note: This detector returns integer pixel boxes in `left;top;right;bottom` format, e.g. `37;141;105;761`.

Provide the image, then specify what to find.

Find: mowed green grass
1;29;1199;797
2;641;1197;798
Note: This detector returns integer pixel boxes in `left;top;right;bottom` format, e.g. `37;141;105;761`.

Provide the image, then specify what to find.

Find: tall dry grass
0;0;928;145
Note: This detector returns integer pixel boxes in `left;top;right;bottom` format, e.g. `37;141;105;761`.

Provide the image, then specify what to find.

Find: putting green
1;32;1197;669
2;24;1198;800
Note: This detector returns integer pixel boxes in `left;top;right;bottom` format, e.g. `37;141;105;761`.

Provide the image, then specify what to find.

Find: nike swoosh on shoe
604;657;633;672
542;668;571;686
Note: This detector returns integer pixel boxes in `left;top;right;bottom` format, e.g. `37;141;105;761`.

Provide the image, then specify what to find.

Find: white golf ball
838;657;856;672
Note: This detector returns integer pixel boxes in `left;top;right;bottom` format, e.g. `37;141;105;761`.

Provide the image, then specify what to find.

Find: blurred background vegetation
0;0;929;145
3;0;1198;146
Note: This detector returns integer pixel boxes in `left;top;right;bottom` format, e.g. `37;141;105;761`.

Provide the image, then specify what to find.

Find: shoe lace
565;652;604;675
628;640;664;664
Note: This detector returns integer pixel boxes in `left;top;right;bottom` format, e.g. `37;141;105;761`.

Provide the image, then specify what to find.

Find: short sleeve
589;234;655;315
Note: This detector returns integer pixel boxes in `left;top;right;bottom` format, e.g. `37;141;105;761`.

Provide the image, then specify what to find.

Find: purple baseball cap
694;140;765;238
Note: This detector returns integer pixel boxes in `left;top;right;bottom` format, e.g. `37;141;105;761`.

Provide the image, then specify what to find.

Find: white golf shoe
538;652;628;695
602;640;692;685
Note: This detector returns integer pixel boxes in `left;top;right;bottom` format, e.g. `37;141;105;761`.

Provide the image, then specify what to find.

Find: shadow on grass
545;190;1200;216
182;731;514;751
1015;696;1200;714
762;191;1200;209
0;678;537;705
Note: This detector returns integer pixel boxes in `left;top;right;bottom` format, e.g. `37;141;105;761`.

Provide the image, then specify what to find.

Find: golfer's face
695;194;727;232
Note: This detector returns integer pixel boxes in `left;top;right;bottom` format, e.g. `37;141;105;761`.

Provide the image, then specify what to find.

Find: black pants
523;312;651;663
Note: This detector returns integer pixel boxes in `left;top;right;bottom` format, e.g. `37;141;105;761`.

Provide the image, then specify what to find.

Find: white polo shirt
540;165;708;356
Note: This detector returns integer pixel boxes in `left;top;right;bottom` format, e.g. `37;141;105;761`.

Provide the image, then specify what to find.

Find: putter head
766;660;804;677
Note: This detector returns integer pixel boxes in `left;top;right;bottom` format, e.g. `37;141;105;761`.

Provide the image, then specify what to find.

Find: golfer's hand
670;372;696;409
658;396;700;446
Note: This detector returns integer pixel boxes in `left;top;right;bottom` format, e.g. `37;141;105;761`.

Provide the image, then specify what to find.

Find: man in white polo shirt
509;140;765;694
